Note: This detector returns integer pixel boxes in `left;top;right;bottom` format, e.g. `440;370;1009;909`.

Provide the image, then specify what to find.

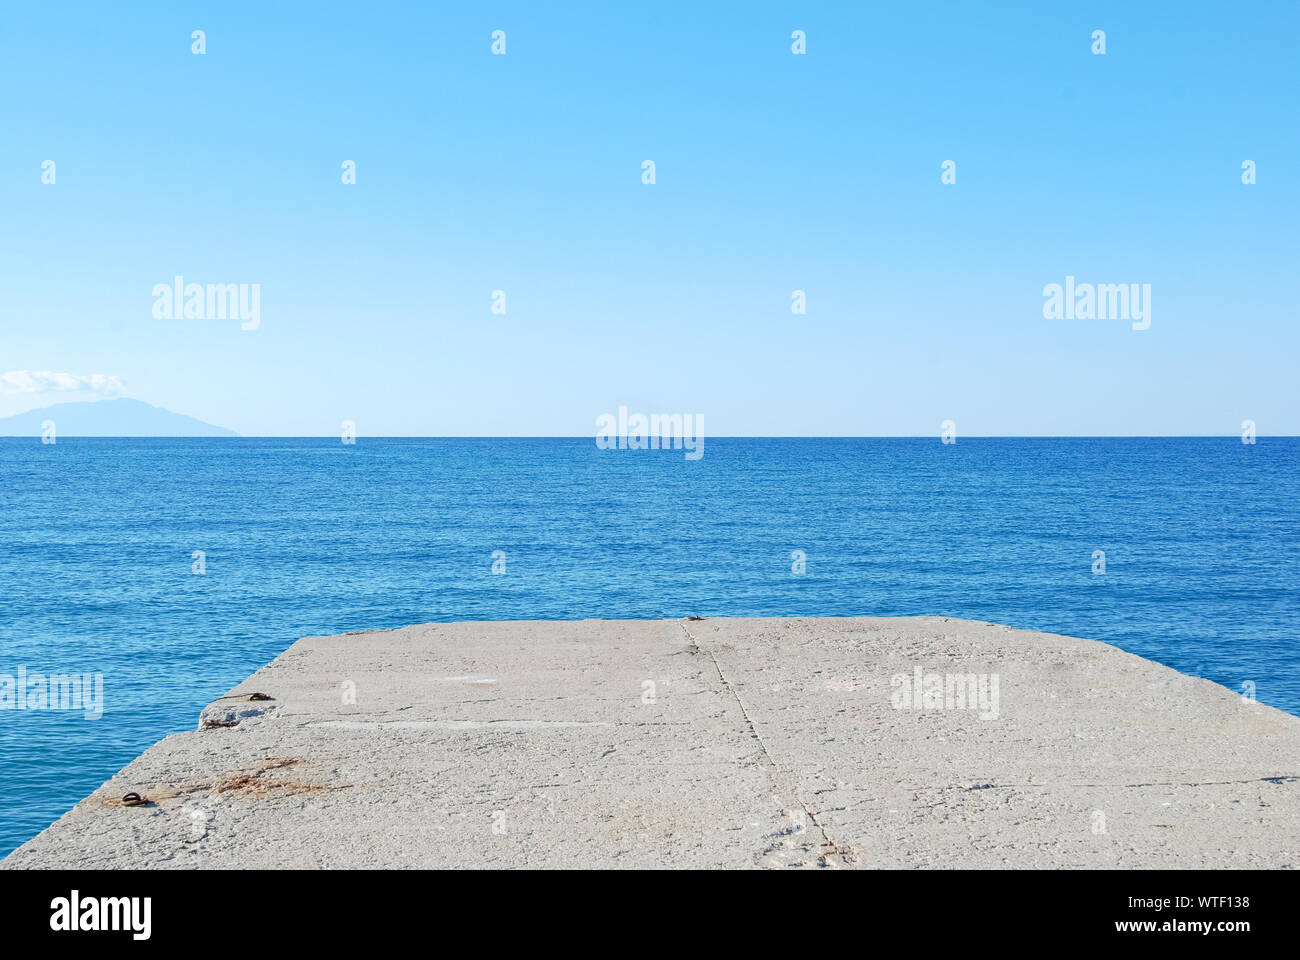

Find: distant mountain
0;398;238;437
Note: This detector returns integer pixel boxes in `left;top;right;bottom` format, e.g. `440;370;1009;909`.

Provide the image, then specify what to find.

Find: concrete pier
5;617;1298;868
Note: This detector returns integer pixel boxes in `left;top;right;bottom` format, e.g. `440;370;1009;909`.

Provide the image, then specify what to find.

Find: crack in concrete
931;776;1300;791
678;621;854;866
302;717;696;729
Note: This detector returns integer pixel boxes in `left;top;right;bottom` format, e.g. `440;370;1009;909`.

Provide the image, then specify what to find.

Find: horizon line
3;434;1295;441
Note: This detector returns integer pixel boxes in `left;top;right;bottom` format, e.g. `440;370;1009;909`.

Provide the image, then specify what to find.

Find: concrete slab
4;617;1298;868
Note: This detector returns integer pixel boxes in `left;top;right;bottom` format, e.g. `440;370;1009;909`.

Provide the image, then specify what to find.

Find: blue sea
1;437;1297;856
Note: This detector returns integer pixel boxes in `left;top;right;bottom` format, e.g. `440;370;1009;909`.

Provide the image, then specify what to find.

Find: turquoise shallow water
1;436;1297;856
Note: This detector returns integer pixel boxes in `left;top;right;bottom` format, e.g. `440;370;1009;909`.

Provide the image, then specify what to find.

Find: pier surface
5;617;1298;869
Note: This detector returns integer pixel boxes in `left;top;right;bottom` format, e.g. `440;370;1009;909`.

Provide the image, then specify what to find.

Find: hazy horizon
2;397;1297;439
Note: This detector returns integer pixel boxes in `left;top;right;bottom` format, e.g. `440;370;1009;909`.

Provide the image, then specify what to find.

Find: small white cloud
0;370;125;395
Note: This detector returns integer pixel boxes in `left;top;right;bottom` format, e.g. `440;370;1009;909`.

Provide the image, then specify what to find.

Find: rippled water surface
1;437;1297;855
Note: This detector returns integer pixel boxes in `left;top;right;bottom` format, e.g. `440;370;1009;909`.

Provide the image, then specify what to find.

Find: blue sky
1;1;1296;436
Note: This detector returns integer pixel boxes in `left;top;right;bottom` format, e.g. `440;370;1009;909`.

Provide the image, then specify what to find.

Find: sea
1;437;1297;856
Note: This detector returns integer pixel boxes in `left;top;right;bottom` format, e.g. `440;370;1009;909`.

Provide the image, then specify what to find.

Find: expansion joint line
678;621;854;865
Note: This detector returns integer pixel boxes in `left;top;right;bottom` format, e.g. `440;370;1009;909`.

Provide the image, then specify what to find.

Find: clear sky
1;1;1296;436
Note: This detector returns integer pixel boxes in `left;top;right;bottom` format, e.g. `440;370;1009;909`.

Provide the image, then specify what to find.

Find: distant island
0;398;238;437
